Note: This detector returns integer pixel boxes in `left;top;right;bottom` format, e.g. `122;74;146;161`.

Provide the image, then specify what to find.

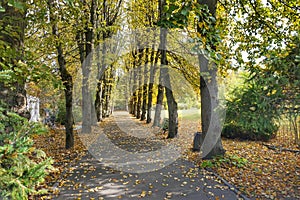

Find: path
50;111;249;200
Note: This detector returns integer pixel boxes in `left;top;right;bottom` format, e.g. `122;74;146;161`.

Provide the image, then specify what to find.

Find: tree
146;48;159;123
78;0;97;133
217;0;299;145
140;48;149;121
47;0;74;148
0;0;29;118
197;0;225;159
160;0;225;157
158;0;178;138
94;0;123;121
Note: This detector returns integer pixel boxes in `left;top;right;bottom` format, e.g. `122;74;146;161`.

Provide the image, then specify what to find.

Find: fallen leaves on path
32;127;87;198
141;118;299;199
32;117;299;200
165;119;299;200
216;139;299;200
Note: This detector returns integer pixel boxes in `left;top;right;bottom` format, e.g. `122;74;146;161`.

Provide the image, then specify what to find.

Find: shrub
0;107;53;199
55;99;67;125
222;79;280;141
201;154;249;168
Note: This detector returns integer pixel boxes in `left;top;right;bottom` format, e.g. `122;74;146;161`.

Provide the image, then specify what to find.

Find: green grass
178;109;201;121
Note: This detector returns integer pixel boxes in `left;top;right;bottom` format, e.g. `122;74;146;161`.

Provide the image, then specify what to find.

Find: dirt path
50;111;249;200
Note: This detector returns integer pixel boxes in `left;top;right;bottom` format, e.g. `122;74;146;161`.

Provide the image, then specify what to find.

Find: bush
201;154;249;168
222;79;280;141
0;107;53;199
55;100;66;125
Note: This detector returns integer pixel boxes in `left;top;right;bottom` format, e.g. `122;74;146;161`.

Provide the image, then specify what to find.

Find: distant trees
2;0;298;154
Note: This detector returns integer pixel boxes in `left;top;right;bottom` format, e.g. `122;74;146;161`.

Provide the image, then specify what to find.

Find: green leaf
180;7;189;16
65;0;74;6
169;4;179;12
0;5;5;12
7;0;24;10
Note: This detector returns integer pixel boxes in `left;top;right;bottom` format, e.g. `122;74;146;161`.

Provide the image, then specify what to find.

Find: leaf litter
32;117;299;200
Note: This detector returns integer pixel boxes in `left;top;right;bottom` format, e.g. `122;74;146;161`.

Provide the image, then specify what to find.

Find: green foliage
0;0;25;12
201;154;249;168
159;0;222;63
0;107;53;200
223;41;299;141
223;76;280;141
218;0;300;72
55;99;66;125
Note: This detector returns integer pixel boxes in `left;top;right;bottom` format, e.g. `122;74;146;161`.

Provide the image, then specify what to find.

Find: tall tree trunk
153;73;164;127
104;65;114;117
159;31;178;138
101;72;107;118
158;0;178;137
141;48;150;121
95;79;103;121
136;49;144;119
132;56;138;117
94;30;107;122
0;1;29;119
48;0;74;148
128;70;134;114
82;0;96;133
198;0;225;159
146;49;159;123
154;0;168;128
125;71;130;112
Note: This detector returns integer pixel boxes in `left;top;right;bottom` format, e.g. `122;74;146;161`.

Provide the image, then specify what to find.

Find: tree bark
160;30;178;138
81;0;97;133
158;0;178;137
128;70;134;114
136;49;144;119
153;73;164;127
48;0;74;148
141;48;150;121
104;65;114;117
197;0;225;159
146;49;159;123
132;53;138;117
101;72;107;118
95;79;103;121
0;1;29;119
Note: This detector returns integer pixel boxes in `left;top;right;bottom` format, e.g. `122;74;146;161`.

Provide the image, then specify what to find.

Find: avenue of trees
0;0;299;198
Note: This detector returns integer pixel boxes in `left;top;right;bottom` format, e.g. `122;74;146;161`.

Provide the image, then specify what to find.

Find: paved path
50;112;249;200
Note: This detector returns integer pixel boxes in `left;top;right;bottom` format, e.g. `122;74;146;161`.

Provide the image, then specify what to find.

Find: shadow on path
50;111;249;200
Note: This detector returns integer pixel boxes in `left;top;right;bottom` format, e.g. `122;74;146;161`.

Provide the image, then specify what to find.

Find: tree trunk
159;31;178;138
95;79;103;121
94;30;107;122
101;72;107;118
81;0;97;133
136;50;143;119
147;49;159;123
104;65;114;117
128;70;134;114
48;0;74;148
197;0;225;159
63;70;74;149
132;62;138;117
158;0;178;137
153;76;164;127
0;1;29;119
141;48;149;121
